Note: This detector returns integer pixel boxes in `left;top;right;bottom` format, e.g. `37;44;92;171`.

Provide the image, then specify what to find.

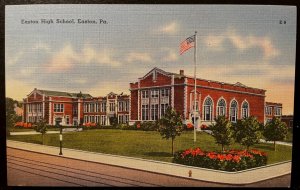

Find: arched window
217;98;226;117
203;97;213;121
241;101;249;118
230;100;238;122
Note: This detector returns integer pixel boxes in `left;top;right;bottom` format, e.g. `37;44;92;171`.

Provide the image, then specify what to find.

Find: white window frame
241;101;249;119
203;97;213;121
230;100;238;122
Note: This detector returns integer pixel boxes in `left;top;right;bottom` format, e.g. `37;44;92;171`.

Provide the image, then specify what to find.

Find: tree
210;116;232;152
6;97;21;136
232;116;262;150
263;117;288;151
34;119;48;145
157;107;183;156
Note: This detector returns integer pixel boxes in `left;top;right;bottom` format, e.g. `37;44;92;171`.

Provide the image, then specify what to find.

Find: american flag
180;35;195;55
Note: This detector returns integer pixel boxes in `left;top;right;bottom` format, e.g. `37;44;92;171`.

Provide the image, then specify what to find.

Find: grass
7;129;292;165
9;128;60;132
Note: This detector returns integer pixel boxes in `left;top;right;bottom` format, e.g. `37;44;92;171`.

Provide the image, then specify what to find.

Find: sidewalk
6;140;291;185
10;128;82;136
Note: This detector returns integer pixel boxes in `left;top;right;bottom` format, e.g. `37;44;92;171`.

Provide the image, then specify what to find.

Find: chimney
180;70;184;75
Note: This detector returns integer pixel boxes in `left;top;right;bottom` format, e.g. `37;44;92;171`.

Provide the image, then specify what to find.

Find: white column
49;97;52;125
78;99;81;124
184;78;187;122
171;75;174;108
42;95;45;119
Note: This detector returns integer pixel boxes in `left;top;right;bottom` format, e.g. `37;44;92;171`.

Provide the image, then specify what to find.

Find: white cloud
203;29;280;60
158;22;179;35
162;48;178;62
88;81;129;97
46;44;121;72
204;35;225;51
6;51;24;65
126;52;153;63
32;43;50;51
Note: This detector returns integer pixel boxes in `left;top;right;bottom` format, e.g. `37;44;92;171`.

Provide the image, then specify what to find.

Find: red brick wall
130;90;138;120
186;85;265;123
174;85;185;117
140;72;171;88
27;93;43;102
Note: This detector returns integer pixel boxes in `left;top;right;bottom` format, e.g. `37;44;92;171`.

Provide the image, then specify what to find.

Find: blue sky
5;5;296;114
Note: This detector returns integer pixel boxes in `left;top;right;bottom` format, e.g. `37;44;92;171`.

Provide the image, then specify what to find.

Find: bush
140;121;159;131
173;147;267;171
14;122;33;129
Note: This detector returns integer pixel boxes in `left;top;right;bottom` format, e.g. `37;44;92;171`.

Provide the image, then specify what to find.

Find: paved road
6;148;290;187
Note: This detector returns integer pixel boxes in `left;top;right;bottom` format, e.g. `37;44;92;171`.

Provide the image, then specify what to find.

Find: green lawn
9;128;60;132
8;129;292;165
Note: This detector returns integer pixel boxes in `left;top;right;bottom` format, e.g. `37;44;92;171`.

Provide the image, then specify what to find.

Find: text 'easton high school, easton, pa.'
22;67;282;128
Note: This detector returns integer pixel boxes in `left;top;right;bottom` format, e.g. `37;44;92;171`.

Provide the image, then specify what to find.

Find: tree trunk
172;138;174;156
274;141;276;151
222;144;224;152
42;134;44;145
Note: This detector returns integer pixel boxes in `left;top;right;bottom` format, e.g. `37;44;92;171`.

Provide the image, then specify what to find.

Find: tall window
161;89;169;97
101;115;106;125
142;105;149;120
230;100;238;122
265;106;272;115
109;102;115;112
151;104;159;120
275;107;282;116
66;115;70;125
54;104;64;112
101;102;106;112
217;99;226;117
125;101;129;111
151;89;159;98
142;90;149;98
160;103;169;117
203;97;213;121
241;101;249;118
118;101;123;111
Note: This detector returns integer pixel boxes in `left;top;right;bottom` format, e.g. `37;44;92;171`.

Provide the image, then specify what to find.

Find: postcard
5;4;296;187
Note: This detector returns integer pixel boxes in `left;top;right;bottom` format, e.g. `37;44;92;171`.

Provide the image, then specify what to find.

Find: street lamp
55;118;63;155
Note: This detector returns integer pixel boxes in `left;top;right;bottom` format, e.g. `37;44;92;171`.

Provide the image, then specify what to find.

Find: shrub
173;147;267;171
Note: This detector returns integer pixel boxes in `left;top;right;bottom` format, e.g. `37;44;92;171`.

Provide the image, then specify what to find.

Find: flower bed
173;147;267;171
14;122;32;128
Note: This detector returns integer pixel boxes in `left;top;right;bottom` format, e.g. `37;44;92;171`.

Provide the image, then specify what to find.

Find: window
84;103;88;113
84;115;88;123
95;115;100;124
125;101;129;111
125;115;129;123
109;102;115;112
91;103;95;112
151;89;159;98
96;103;100;112
73;105;78;115
101;102;106;112
217;99;226;117
37;104;42;113
161;89;169;97
118;101;123;112
160;103;169;117
230;100;238;122
28;104;32;113
203;97;213;121
54;104;64;112
241;101;249;118
265;106;272;115
142;105;149;120
142;90;149;98
66;115;70;125
275;107;282;116
101;115;106;125
151;104;159;120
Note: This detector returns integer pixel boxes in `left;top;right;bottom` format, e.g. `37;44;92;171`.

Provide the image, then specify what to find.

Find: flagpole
194;31;197;143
